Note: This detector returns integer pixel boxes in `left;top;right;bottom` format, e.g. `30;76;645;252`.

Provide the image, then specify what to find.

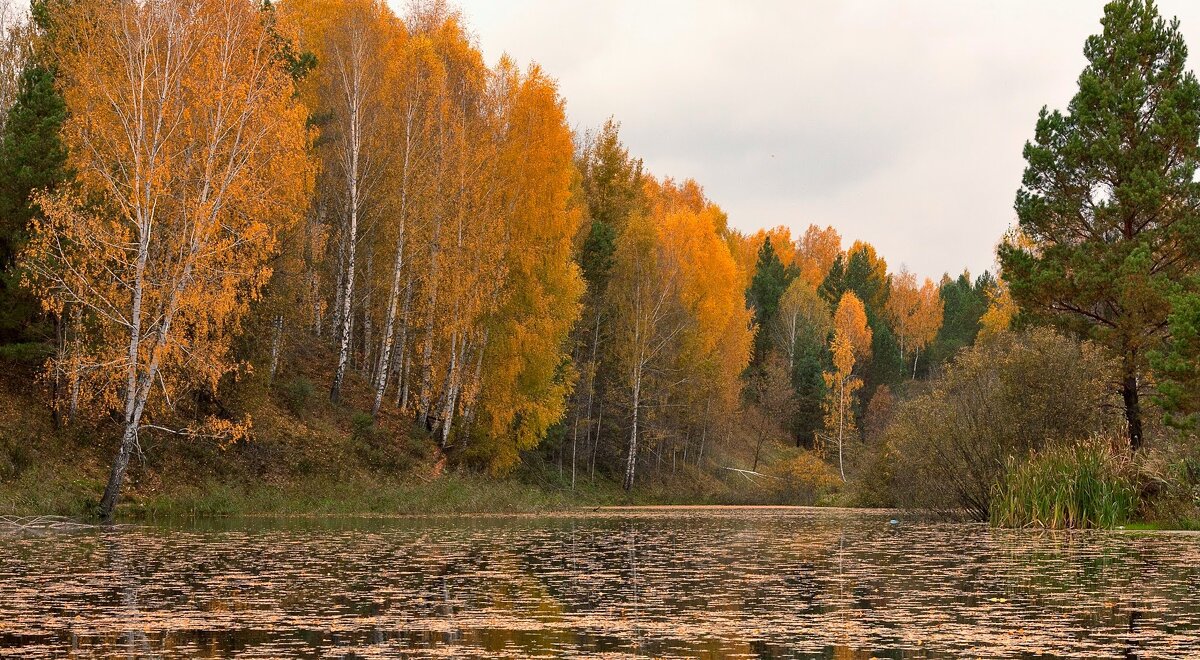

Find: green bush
0;342;53;364
351;412;412;472
279;377;314;417
884;329;1121;520
991;439;1136;529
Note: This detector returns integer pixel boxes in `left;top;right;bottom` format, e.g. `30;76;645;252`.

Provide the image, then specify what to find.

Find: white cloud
413;2;1200;278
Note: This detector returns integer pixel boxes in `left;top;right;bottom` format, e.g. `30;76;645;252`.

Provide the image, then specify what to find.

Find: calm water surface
1;506;1198;658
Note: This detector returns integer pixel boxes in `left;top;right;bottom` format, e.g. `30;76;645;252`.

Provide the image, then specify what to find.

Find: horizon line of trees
0;0;995;518
6;0;1198;523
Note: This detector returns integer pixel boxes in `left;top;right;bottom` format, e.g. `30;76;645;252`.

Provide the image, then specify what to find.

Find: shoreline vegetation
0;0;1197;531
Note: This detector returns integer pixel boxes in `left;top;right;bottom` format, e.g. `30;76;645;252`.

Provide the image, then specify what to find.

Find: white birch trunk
623;364;642;492
371;104;415;417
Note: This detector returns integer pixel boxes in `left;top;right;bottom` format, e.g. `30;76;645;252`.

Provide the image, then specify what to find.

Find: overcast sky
427;0;1200;281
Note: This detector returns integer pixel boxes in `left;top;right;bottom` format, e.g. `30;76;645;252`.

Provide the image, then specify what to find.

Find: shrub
991;439;1136;529
351;412;412;472
884;328;1121;520
768;450;842;503
279;377;314;417
1137;440;1200;529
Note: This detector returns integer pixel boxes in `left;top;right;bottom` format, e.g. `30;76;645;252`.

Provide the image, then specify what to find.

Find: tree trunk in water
1123;371;1143;451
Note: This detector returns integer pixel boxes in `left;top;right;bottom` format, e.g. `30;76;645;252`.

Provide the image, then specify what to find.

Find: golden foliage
979;280;1018;340
474;62;585;472
25;0;312;432
886;268;944;359
796;224;841;288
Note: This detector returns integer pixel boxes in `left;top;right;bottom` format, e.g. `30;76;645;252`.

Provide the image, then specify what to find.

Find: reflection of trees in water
104;530;158;658
7;513;1200;657
627;524;640;652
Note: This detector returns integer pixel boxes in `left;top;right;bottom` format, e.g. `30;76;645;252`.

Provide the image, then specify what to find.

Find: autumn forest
0;0;1198;534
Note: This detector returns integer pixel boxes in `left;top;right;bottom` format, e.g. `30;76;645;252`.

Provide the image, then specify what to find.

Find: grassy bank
0;334;847;520
0;466;714;520
1;351;1192;527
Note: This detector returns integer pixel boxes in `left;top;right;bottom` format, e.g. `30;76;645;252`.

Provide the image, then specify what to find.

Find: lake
1;506;1198;658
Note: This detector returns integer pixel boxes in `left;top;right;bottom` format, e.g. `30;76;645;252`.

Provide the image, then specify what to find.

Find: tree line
0;0;1006;518
3;0;1198;526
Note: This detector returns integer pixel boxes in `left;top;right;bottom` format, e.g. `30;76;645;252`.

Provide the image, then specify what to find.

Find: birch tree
370;34;439;417
24;0;311;520
0;0;29;134
796;224;842;288
772;278;831;373
469;61;584;471
608;211;682;491
822;291;871;481
607;180;752;491
886;268;943;377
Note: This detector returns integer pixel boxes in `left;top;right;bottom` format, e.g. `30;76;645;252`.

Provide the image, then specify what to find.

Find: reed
991;438;1136;529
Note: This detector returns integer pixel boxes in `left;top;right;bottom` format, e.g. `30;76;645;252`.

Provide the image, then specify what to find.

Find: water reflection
1;507;1198;657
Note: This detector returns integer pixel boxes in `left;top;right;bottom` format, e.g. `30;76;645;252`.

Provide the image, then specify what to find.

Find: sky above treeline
438;0;1200;280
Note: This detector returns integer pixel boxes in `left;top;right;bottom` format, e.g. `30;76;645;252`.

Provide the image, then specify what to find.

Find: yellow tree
726;229;758;292
750;226;795;266
908;276;944;377
823;291;871;481
607;178;752;490
0;0;29;133
664;201;752;464
887;269;944;377
409;7;491;433
467;62;585;472
282;0;405;402
25;0;310;520
796;224;841;288
369;29;441;417
607;210;679;491
979;279;1018;341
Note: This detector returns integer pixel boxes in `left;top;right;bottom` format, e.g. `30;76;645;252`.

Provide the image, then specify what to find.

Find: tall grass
991;439;1137;529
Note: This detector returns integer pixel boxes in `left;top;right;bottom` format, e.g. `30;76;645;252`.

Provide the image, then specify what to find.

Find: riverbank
0;464;805;520
0;468;748;525
0;351;840;520
1;357;1194;529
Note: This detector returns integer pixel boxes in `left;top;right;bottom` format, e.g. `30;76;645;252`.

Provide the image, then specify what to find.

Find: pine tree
998;0;1200;451
746;237;796;361
926;271;991;370
0;46;67;345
